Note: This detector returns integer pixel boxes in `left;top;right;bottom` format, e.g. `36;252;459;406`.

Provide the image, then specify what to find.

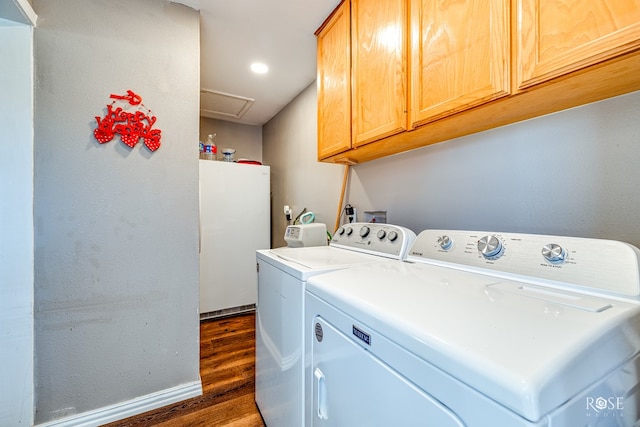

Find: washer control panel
331;223;416;260
407;229;640;298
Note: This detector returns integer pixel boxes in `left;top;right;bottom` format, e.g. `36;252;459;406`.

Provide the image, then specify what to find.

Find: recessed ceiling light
250;62;269;74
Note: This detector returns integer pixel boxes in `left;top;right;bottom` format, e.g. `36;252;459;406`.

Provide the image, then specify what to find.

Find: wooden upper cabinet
409;0;510;128
317;1;351;160
351;0;408;147
516;0;640;90
316;0;640;164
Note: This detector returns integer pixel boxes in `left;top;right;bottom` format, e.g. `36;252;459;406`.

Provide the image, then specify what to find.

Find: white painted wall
32;0;201;424
200;117;263;162
349;91;640;245
264;85;640;248
0;22;34;427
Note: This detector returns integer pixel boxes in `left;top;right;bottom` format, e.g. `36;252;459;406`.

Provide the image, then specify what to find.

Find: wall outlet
363;210;387;223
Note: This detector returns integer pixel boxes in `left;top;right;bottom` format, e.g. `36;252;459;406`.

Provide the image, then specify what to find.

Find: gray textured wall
264;85;640;248
33;0;201;423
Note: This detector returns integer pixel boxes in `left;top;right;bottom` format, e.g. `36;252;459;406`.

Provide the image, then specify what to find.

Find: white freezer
199;160;270;317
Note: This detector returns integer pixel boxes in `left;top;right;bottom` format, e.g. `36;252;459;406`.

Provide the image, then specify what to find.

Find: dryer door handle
314;367;328;420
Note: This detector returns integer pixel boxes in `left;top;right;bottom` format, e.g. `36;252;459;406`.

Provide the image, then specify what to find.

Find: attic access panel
200;89;254;120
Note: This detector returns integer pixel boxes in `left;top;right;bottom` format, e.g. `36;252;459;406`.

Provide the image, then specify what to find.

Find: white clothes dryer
255;223;415;427
305;229;640;426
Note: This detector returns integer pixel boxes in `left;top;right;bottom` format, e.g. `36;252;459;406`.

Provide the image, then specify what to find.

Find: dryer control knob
377;229;386;240
388;231;399;242
437;235;452;250
478;235;504;259
542;243;567;264
359;226;370;238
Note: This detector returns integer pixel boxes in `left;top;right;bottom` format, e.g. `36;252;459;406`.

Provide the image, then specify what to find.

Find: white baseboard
35;379;203;427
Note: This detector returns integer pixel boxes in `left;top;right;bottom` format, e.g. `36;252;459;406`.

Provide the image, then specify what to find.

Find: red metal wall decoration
94;90;162;151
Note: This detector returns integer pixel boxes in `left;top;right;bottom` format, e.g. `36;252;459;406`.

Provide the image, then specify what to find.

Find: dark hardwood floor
103;313;266;426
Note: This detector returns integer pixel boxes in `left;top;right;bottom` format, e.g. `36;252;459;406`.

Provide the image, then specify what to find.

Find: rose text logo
586;396;624;420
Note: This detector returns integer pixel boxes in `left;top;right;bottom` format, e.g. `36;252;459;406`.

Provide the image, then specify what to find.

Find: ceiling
175;0;342;126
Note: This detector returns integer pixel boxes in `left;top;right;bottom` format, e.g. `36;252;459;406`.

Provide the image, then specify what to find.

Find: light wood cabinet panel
317;1;351;159
517;0;640;89
410;0;510;127
351;0;408;147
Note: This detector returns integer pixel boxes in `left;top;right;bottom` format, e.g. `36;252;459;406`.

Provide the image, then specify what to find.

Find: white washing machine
255;223;416;427
305;229;640;426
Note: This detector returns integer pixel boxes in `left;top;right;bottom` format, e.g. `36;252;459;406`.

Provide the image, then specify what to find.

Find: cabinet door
351;0;408;147
409;0;510;128
317;1;351;160
517;0;640;90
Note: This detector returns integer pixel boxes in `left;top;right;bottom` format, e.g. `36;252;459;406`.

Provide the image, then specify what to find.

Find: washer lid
256;246;384;280
306;261;640;422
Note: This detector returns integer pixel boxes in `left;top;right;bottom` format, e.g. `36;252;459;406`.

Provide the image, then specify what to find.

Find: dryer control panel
407;229;640;299
330;223;416;260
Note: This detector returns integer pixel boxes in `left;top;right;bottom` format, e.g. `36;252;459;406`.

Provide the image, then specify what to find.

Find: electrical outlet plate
363;211;387;223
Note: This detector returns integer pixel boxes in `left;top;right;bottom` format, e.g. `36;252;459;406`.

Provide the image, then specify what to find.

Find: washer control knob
345;227;353;236
542;243;567;264
337;226;345;236
478;235;504;259
377;229;386;240
437;235;452;250
388;231;399;242
359;226;370;238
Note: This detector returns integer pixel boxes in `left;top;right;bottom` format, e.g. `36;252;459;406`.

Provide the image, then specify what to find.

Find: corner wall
33;0;201;424
0;22;34;427
263;83;344;248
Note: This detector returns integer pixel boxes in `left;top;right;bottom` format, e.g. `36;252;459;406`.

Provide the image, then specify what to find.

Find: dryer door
311;316;465;427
